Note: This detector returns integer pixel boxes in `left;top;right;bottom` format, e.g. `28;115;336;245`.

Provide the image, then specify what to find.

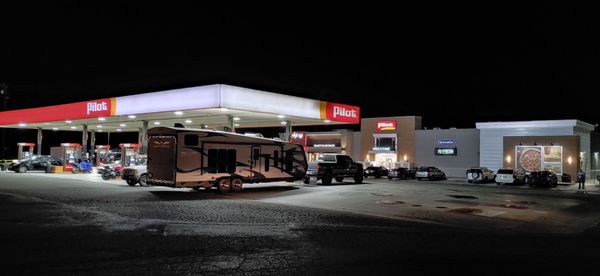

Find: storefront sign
321;102;360;124
0;98;115;125
437;139;455;146
435;148;457;156
313;144;336;148
376;120;396;131
372;147;392;151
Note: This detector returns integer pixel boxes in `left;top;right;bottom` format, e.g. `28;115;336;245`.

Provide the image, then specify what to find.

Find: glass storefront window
374;137;396;151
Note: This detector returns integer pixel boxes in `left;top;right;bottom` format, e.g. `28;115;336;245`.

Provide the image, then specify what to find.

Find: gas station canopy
0;84;360;132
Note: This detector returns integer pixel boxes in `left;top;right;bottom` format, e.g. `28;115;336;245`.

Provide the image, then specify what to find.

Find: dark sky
1;4;599;129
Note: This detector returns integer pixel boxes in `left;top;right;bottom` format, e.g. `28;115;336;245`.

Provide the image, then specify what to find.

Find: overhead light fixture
65;120;72;124
97;129;103;132
220;108;229;112
280;121;287;125
184;119;192;124
97;125;103;128
52;127;59;131
233;117;240;121
234;123;240;127
43;123;50;125
277;115;285;119
324;120;331;123
18;123;26;127
98;117;106;121
119;123;126;127
116;129;122;132
174;111;183;115
204;125;208;128
128;115;137;119
70;126;77;129
153;122;161;125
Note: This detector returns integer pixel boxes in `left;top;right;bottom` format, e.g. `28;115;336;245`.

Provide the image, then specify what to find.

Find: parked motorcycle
71;160;94;174
101;165;121;180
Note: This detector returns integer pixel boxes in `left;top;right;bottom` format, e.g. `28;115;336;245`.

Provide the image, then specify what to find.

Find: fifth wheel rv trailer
147;127;308;192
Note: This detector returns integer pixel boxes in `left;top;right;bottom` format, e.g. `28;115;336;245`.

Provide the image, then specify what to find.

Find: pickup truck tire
303;178;309;184
354;174;363;184
335;176;344;183
126;179;137;186
322;173;333;185
139;174;149;186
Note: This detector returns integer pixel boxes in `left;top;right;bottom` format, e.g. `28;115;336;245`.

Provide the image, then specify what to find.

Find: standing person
577;169;586;190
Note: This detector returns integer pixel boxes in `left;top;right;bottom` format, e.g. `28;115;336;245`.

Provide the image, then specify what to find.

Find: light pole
0;82;8;159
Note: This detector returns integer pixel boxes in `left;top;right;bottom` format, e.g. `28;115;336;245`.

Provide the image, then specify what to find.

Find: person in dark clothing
577;169;586;190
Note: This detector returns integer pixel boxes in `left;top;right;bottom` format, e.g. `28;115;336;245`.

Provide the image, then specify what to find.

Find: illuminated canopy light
97;129;103;132
184;120;192;124
52;127;59;131
127;115;136;119
119;123;126;127
65;120;72;124
277;115;285;118
280;121;287;125
233;117;240;121
324;120;331;123
116;129;122;132
234;123;240;127
97;125;103;128
18;123;26;127
153;122;161;125
98;117;106;121
70;126;77;129
174;111;183;115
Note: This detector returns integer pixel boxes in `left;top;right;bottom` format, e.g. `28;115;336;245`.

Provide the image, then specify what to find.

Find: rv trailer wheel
216;178;231;193
230;178;243;192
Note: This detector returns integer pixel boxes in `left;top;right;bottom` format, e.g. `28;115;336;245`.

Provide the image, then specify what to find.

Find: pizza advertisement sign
515;146;563;174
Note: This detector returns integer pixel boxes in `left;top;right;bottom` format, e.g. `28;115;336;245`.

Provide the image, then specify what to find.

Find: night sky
1;4;599;130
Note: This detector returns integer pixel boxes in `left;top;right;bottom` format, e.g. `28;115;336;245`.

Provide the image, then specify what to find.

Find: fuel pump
17;143;36;160
59;143;82;171
95;145;111;165
119;143;141;167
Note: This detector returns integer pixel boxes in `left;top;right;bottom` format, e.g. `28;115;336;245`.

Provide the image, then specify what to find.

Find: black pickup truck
304;154;364;185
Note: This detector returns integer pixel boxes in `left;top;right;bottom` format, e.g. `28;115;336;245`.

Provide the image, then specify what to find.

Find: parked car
388;167;416;180
525;170;558;187
121;165;149;186
9;155;62;173
415;166;446;181
495;168;526;185
466;167;495;183
363;166;389;178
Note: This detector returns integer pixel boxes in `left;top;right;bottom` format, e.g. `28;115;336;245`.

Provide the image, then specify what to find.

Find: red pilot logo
87;101;109;115
323;102;360;124
376;120;396;131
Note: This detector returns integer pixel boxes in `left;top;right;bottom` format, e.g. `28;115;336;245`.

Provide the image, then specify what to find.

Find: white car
495;168;526;185
466;167;495;183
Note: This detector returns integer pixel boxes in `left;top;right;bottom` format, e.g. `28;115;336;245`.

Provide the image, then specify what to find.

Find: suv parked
466;167;495;183
304;154;364;185
363;166;389;178
388;167;416;180
121;165;149;186
415;166;446;181
495;168;526;185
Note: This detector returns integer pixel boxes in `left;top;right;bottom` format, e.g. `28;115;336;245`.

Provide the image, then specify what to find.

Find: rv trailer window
227;149;236;173
273;150;279;167
184;134;199;146
207;149;218;173
218;149;227;173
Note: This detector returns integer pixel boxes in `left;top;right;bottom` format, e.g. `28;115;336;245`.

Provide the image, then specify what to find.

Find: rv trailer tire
216;178;231;193
230;178;244;192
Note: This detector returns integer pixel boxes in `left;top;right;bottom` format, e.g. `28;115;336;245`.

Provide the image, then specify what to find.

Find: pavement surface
1;171;600;275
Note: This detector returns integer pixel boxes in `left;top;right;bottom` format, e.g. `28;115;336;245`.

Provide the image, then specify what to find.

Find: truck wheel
216;178;231;193
126;179;137;186
335;176;344;183
230;178;243;192
354;174;363;184
19;166;27;173
303;178;309;184
139;174;149;186
322;173;333;185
